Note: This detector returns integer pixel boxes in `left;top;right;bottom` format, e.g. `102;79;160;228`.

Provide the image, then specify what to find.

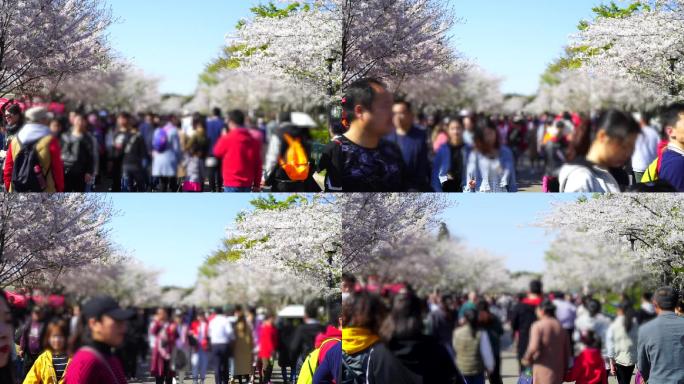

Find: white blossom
399;64;503;113
0;194;113;289
229;0;459;97
62;255;163;307
185;260;316;308
53;61;162;113
570;0;684;99
541;194;684;289
543;232;646;293
0;0;113;97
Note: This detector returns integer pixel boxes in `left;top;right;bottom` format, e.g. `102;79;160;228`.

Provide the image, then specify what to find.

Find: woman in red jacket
258;312;278;384
64;296;134;384
189;312;210;384
564;331;608;384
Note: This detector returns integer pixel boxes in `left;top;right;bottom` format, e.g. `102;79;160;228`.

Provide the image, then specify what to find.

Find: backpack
153;127;169;152
12;138;49;192
296;338;341;384
341;348;373;384
641;157;660;183
279;133;310;181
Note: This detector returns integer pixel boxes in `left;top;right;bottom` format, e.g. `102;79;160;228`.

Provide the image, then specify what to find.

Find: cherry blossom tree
53;62;162;113
207;195;341;293
543;232;646;294
0;194;114;289
226;1;340;100
340;193;450;275
186;260;317;307
525;68;662;114
569;1;684;98
61;255;163;307
225;0;459;97
399;64;503;113
187;68;324;115
340;0;459;90
0;0;113;97
438;244;511;294
541;194;684;289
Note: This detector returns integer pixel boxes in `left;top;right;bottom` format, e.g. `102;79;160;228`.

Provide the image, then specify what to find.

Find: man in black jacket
510;280;544;373
289;301;325;380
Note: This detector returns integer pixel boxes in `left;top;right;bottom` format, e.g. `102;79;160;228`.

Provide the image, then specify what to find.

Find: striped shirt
53;354;68;381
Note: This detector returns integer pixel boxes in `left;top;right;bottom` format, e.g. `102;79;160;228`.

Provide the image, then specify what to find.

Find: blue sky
442;194;582;273
107;1;257;94
108;194;582;288
108;0;604;95
451;0;603;94
107;194;257;287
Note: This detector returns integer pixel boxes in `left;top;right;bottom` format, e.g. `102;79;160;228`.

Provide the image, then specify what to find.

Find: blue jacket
313;341;341;384
660;146;684;192
206;117;224;157
385;126;431;191
431;143;471;192
636;312;684;383
465;145;518;192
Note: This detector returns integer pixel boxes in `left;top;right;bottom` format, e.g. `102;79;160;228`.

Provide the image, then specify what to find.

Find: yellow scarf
342;327;380;355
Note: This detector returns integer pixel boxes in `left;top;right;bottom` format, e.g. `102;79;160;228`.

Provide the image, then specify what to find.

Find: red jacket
213;127;262;189
4;135;64;192
563;348;607;384
258;322;278;359
65;347;127;384
190;320;210;351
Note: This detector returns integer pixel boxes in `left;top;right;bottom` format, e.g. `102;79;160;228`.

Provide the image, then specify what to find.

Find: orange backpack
279;133;310;181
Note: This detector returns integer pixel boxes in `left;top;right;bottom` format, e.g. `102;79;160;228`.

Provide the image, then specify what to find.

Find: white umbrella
291;112;317;128
277;305;305;318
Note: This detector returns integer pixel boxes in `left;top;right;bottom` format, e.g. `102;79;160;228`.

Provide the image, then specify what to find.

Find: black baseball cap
82;296;135;321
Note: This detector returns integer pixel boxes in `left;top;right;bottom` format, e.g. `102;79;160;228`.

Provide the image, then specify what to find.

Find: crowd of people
3;78;683;194
0;290;342;384
317;78;684;193
339;274;684;384
0;103;273;193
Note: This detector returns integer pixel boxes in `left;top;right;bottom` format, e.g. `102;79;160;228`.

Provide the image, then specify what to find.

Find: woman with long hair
23;319;71;384
465;119;517;192
432;118;471;192
607;301;639;384
374;288;463;384
453;308;494;384
340;291;386;383
232;311;254;384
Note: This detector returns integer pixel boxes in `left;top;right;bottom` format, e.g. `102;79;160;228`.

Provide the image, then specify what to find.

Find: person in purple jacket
658;104;684;191
205;107;225;192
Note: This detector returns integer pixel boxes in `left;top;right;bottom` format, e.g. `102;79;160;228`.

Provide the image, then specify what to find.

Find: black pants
111;160;123;192
156;176;178;192
64;169;86;192
122;168;148;192
155;360;173;384
123;347;138;378
211;343;229;384
488;353;503;384
23;352;39;377
566;328;575;354
206;158;222;192
615;364;635;384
